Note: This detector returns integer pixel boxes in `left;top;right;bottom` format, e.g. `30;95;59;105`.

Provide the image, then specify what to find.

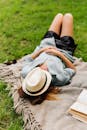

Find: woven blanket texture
0;55;87;130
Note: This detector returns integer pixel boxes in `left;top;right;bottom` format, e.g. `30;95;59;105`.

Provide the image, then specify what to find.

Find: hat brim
22;69;52;96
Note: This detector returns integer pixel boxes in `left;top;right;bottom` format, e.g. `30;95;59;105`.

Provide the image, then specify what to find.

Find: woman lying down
18;13;77;104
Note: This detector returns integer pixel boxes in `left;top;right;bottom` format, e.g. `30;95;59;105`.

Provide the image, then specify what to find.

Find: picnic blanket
0;55;87;130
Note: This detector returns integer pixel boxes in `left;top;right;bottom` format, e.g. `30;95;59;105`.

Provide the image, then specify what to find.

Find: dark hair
18;86;61;105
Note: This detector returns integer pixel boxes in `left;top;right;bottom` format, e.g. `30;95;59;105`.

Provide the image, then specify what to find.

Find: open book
68;89;87;123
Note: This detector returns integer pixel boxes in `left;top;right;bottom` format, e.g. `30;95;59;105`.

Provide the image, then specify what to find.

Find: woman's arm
31;46;56;59
31;49;42;59
58;52;76;71
44;48;76;71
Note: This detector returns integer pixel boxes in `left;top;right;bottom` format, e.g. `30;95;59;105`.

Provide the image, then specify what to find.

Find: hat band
26;74;47;94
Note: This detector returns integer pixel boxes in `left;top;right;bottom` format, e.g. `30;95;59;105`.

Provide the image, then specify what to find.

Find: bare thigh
49;13;63;36
60;13;73;37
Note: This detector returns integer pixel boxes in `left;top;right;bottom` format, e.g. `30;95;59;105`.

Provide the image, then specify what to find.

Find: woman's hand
44;48;61;56
39;46;57;53
31;46;57;59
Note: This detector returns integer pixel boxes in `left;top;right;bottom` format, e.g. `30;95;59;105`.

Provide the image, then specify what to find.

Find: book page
77;89;87;104
70;102;87;114
70;89;87;114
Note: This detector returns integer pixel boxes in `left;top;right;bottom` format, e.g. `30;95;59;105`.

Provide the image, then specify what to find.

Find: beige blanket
0;56;87;130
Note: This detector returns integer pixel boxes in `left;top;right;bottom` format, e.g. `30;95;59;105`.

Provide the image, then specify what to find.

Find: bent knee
64;13;73;19
55;13;63;19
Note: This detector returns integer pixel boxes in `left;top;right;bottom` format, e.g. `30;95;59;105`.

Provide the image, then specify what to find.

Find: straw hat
22;67;52;96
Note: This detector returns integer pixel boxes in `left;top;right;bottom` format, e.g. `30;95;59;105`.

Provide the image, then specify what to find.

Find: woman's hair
18;86;61;105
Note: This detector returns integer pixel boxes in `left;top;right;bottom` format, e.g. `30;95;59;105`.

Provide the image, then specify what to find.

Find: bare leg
60;13;73;37
49;13;63;36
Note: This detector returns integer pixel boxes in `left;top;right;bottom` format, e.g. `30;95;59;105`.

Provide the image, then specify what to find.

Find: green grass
0;82;23;130
0;0;87;129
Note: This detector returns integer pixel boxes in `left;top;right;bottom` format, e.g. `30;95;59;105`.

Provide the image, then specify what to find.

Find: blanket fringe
0;60;42;130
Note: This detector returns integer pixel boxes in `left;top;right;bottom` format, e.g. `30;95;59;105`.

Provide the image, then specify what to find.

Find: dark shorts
42;31;77;55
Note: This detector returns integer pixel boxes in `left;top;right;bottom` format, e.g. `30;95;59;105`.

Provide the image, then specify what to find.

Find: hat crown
26;68;46;92
27;70;41;86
